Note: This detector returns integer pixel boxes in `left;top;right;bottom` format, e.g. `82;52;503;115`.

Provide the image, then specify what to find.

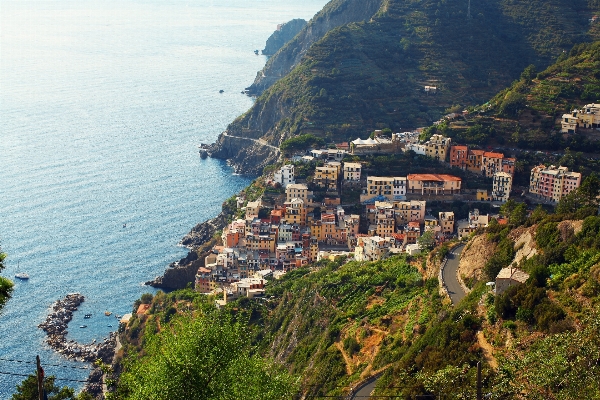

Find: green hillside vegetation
426;41;600;153
229;0;599;144
109;174;600;399
0;247;13;312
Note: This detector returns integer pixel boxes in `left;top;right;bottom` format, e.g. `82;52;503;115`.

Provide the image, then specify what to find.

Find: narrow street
442;244;467;305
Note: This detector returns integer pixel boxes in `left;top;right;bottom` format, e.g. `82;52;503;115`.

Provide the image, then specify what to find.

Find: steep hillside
261;19;307;56
247;0;383;94
427;40;600;152
212;0;600;173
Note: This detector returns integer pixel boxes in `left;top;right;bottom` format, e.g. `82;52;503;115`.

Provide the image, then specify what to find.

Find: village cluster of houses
561;103;600;134
196;125;584;299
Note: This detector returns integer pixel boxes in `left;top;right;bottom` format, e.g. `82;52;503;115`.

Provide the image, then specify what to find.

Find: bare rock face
207;133;280;175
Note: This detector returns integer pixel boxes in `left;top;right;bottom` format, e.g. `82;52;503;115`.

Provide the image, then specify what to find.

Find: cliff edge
262;19;307;56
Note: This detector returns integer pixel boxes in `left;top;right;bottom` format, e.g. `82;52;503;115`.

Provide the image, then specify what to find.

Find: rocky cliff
262;19;307;56
207;132;280;175
147;214;227;290
246;0;383;95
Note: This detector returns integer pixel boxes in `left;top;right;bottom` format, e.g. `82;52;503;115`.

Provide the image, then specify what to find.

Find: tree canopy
115;312;297;400
0;245;13;312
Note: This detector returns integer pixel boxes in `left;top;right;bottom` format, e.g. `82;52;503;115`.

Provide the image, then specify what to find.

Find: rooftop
407;174;462;182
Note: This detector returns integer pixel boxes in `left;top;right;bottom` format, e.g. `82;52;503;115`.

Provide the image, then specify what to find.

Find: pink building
529;165;582;203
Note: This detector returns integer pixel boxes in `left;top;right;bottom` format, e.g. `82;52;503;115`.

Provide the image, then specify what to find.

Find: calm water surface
0;0;327;394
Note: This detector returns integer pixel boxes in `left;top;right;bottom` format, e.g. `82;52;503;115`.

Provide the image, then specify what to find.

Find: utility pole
477;361;482;400
36;355;44;400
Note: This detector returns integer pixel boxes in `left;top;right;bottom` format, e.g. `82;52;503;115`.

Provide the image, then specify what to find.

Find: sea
0;0;327;395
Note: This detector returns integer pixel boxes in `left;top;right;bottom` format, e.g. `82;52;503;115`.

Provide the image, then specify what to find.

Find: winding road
442;244;467;305
349;245;467;399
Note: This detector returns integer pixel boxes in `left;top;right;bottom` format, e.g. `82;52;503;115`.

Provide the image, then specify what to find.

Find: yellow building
476;189;491;201
283;198;307;226
391;200;426;224
424;134;451;162
315;166;338;191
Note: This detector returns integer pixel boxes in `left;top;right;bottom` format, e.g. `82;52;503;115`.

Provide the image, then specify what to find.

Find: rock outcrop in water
262;19;307;56
38;294;117;363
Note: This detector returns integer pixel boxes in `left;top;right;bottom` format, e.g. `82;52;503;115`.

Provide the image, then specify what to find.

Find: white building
273;164;295;188
495;267;529;295
492;172;512;203
344;162;362;181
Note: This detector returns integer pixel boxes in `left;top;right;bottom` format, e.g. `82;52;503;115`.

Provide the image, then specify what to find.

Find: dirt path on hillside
335;342;354;375
477;331;498;370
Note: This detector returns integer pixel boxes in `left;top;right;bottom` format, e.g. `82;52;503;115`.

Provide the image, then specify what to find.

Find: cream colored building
492;172;512;202
407;174;461;195
495;267;530;295
286;183;311;202
245;199;262;220
343;162;362;181
439;211;455;234
361;176;407;202
392;200;426;225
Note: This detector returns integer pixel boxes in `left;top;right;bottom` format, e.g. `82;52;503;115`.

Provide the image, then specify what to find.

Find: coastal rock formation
246;0;383;95
207;133;280;175
38;294;117;363
145;254;199;290
262;19;307;56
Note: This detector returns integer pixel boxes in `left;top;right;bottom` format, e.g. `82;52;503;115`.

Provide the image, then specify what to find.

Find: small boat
84;314;92;319
104;311;112;316
219;89;224;93
107;324;113;328
80;325;87;328
15;273;29;280
115;315;121;319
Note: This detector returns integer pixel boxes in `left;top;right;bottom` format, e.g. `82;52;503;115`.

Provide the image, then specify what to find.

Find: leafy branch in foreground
115;312;297;400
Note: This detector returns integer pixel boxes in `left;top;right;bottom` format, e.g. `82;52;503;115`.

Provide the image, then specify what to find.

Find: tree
11;374;78;400
418;231;436;252
509;203;527;226
117;313;297;400
0;246;13;312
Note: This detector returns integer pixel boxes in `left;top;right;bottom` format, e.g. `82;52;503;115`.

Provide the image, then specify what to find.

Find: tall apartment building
273;164;295;188
439;211;455;234
424;134;452;162
343;162;362;181
529;165;582;203
286;183;311;202
492;172;512;203
315;166;339;191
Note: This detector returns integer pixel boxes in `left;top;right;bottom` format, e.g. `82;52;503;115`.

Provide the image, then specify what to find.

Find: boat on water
14;273;29;280
104;311;112;316
80;325;87;328
84;314;92;319
107;324;113;328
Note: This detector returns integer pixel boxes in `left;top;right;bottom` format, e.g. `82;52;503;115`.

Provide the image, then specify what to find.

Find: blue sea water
0;0;327;395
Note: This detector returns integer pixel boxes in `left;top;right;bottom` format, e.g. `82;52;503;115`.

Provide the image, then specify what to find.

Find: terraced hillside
215;0;600;174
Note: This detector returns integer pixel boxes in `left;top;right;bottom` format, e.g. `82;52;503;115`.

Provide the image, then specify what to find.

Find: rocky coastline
38;294;117;364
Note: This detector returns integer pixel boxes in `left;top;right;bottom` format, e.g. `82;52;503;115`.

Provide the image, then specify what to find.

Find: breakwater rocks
38;294;116;363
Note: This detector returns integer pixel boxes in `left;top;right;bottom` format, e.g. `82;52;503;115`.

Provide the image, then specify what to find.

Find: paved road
442;244;467;305
350;377;378;399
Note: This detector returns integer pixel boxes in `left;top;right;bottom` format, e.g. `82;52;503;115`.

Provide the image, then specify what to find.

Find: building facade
529;165;582;203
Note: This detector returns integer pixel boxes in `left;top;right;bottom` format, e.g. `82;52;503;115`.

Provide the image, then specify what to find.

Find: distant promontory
262;19;307;56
